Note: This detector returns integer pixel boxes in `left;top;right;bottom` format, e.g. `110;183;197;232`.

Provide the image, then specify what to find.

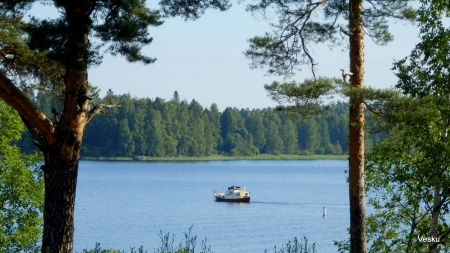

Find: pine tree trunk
39;14;90;248
348;0;366;252
40;67;88;253
41;146;80;253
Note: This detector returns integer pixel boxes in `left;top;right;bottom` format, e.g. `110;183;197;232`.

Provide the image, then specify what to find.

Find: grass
80;227;316;253
81;154;348;162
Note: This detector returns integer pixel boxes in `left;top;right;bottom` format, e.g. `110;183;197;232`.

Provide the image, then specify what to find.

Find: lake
73;160;349;253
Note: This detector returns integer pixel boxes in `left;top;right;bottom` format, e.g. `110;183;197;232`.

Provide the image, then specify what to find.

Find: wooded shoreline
81;154;348;161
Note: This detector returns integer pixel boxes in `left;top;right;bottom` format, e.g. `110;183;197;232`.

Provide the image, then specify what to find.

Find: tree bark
348;0;366;252
1;65;113;253
40;70;88;253
40;30;90;253
0;69;83;253
39;3;92;251
0;71;55;143
41;148;80;253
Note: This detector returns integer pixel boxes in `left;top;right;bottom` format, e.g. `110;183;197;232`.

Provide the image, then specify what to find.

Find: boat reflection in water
213;186;250;203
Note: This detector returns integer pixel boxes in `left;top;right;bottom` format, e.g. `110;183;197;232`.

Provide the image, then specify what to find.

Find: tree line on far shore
17;90;384;158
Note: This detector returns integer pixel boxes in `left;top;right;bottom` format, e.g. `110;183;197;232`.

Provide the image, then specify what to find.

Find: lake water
73;160;349;253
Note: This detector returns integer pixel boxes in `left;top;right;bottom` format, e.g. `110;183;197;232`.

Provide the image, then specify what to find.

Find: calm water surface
74;160;349;253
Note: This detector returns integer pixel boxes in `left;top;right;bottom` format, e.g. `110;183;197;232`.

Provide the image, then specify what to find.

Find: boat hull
215;196;251;203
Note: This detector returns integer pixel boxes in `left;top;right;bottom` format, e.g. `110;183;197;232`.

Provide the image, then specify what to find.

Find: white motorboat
213;186;250;202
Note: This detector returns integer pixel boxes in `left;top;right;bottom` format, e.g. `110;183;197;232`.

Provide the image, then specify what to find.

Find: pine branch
0;70;56;145
273;0;328;79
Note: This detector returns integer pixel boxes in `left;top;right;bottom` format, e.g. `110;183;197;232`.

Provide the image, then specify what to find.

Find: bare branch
268;0;328;79
297;0;327;79
298;1;327;78
85;103;121;124
340;26;353;37
19;114;46;151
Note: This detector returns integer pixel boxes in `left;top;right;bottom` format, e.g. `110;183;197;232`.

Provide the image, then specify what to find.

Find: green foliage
80;232;317;253
22;0;231;68
365;126;444;252
155;226;212;253
35;92;361;157
159;0;231;21
297;118;320;153
1;1;234;252
23;91;369;157
93;0;163;64
363;1;450;252
264;237;316;253
0;100;43;253
244;0;416;77
365;104;450;252
393;1;450;103
264;77;341;119
81;243;145;253
25;0;163;68
0;14;65;99
0;0;34;14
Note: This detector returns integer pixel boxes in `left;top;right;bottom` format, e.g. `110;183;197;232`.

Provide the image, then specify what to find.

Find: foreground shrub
265;237;316;253
80;227;211;253
155;226;212;253
81;243;145;253
81;228;316;253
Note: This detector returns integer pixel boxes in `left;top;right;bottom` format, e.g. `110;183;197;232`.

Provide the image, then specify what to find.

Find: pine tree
0;0;230;251
172;90;180;102
244;0;415;249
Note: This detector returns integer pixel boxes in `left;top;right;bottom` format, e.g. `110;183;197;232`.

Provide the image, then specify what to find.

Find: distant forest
17;91;384;157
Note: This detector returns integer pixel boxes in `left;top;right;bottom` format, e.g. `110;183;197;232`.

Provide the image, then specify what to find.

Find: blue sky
31;2;421;111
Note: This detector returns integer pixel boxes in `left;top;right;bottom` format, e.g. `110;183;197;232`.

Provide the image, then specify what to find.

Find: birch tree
364;1;450;252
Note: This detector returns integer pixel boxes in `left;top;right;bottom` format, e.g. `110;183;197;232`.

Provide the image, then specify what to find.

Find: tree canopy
244;0;416;78
364;0;450;252
20;91;361;157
